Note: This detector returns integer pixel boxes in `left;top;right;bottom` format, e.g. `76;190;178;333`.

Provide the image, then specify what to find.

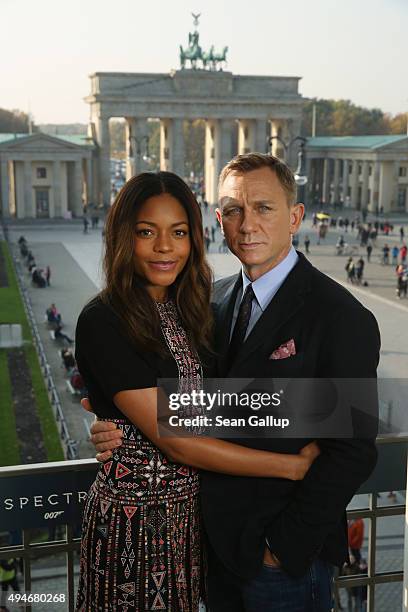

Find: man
87;153;380;611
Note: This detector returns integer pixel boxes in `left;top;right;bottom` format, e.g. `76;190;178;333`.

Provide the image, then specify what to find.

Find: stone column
23;160;33;218
238;120;252;155
204;119;233;205
269;120;285;159
391;161;400;213
125;117;137;179
286;115;303;168
171;118;185;178
160;119;171;172
95;116;111;207
85;156;93;205
218;119;234;171
53;160;62;217
205;121;216;205
361;161;369;210
369;161;380;212
342;159;349;204
333;159;341;203
350;160;359;208
238;120;266;154
134;118;150;175
254;119;267;153
159;118;184;177
322;159;330;204
72;159;84;217
0;158;10;218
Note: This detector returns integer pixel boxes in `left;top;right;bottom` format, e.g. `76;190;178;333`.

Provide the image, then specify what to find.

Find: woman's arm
84;391;319;481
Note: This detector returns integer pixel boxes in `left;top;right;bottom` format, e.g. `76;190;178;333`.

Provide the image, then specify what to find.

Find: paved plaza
6;209;408;611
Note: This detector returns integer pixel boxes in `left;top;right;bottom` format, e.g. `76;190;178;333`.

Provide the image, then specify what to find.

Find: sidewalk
10;236;98;458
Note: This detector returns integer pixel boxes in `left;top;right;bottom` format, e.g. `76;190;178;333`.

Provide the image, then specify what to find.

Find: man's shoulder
212;274;239;303
308;263;377;325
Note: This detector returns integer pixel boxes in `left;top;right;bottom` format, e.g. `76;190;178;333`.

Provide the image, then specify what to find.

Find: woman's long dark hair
100;171;213;355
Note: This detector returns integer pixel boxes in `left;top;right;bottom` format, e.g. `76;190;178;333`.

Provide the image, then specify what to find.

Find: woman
75;172;319;611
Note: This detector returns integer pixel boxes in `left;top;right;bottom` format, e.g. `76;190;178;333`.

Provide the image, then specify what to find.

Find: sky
2;0;408;124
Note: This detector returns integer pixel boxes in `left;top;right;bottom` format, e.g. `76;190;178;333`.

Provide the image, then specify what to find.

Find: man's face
216;167;304;281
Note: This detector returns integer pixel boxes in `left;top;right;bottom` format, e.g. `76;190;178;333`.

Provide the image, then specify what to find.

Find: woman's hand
292;441;321;480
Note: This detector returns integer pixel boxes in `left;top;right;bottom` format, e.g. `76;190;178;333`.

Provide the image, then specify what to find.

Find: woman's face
133;193;191;301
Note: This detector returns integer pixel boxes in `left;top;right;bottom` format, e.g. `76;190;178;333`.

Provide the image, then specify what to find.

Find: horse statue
179;41;202;69
202;45;214;69
211;46;228;70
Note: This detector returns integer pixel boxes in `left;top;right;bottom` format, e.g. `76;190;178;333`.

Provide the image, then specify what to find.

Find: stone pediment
377;138;408;152
0;133;90;153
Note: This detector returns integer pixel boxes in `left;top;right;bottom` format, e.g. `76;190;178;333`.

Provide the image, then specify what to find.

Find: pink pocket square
269;339;296;360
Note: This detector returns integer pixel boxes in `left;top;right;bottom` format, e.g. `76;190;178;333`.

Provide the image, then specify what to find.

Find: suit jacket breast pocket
266;352;304;377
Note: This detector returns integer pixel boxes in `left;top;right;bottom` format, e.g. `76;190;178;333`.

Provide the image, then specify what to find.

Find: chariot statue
179;14;228;71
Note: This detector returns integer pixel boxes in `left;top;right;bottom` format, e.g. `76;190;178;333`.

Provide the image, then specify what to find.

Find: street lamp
268;135;308;201
128;135;153;169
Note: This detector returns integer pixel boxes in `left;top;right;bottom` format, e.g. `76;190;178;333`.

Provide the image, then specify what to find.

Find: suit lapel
228;254;312;373
215;275;242;375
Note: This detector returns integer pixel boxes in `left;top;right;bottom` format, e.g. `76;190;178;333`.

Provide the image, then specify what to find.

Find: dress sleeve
75;303;157;401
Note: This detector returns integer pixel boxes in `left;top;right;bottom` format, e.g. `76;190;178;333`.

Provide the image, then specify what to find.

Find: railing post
403;452;408;610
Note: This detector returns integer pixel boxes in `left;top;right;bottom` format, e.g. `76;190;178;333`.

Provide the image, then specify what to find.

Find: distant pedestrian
344;218;349;233
218;236;228;253
54;323;74;345
360;228;369;246
400;244;407;264
396;265;408;299
382;244;390;265
366;243;373;262
356;258;365;285
304;235;310;254
391;245;399;266
204;227;211;252
61;348;76;371
83;215;89;235
317;222;327;245
45;265;51;286
0;558;20;604
345;257;355;283
348;518;364;564
211;226;216;243
400;226;405;242
46;303;61;326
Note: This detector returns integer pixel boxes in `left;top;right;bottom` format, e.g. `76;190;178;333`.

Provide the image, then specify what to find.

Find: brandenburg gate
85;17;304;205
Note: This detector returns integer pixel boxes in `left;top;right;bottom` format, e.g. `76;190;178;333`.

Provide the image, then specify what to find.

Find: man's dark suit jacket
200;252;380;579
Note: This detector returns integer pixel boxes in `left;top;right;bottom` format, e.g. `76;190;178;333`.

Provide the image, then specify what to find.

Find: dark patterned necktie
228;284;255;363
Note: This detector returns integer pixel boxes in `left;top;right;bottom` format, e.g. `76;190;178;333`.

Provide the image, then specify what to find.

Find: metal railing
0;459;93;612
1;227;78;460
14;256;79;460
0;435;407;612
334;433;408;611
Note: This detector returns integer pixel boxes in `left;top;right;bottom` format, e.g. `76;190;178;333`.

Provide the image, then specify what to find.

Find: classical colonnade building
86;69;304;205
0;133;95;219
305;135;408;213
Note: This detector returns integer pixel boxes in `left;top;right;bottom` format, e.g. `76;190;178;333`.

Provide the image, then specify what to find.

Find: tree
387;113;408;134
302;99;391;137
0;108;29;133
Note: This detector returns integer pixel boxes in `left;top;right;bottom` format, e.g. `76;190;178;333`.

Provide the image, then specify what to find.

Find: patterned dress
76;301;205;611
